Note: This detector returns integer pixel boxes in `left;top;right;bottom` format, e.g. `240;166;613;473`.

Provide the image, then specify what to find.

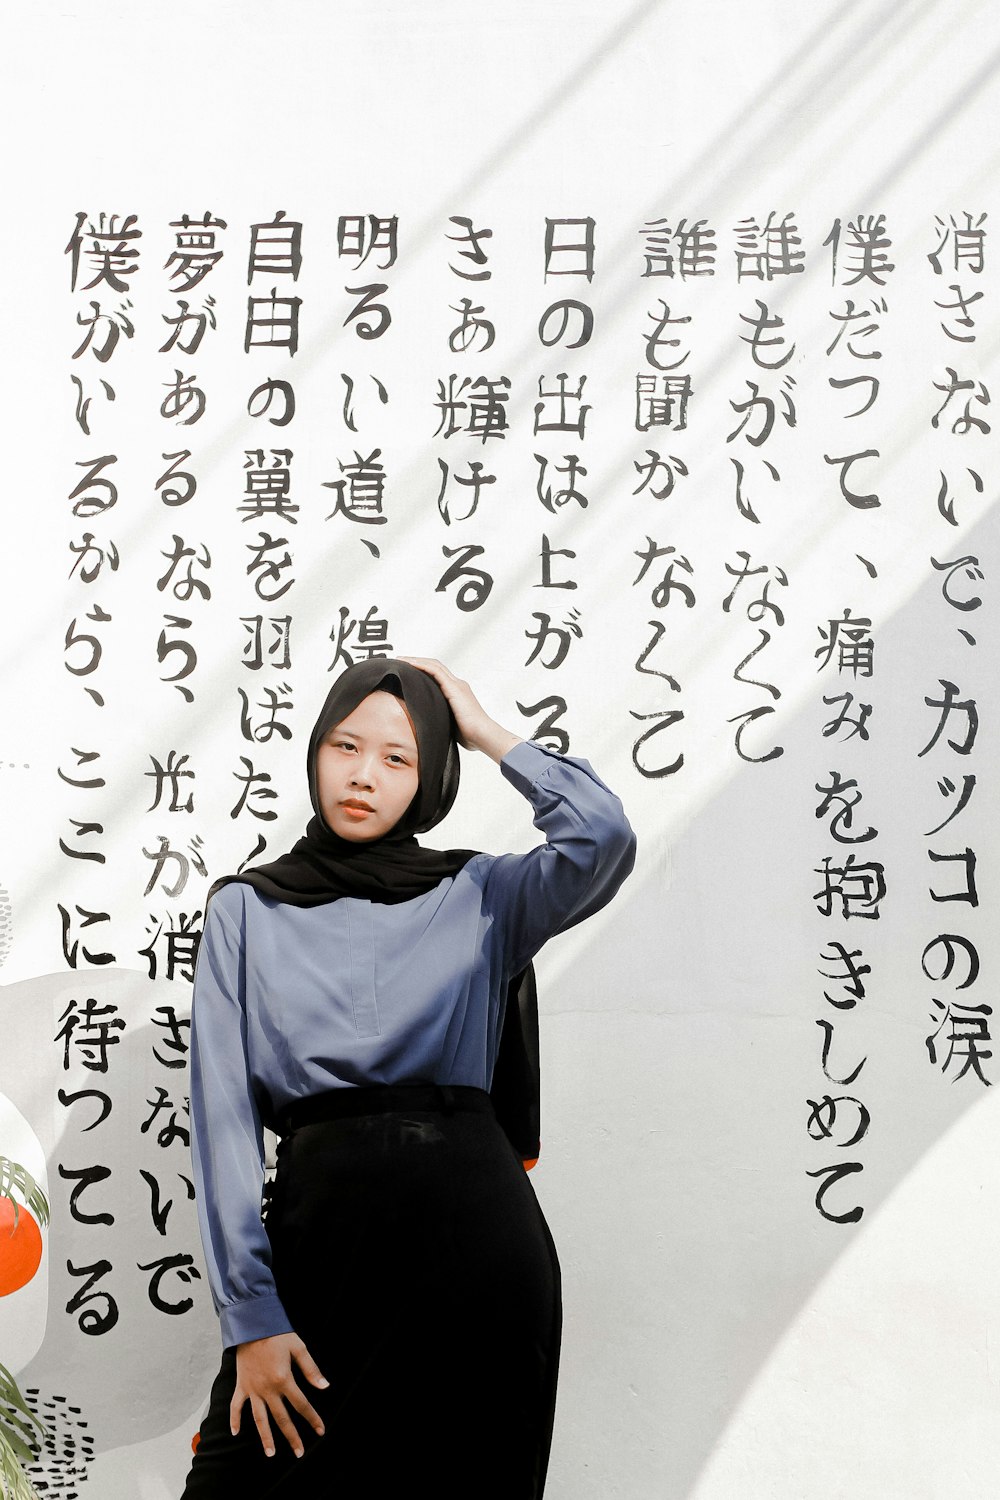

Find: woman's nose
350;756;377;788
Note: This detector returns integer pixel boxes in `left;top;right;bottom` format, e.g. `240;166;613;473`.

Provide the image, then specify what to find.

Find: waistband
278;1083;495;1136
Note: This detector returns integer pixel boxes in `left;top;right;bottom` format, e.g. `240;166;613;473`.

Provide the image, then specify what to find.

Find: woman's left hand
398;658;521;763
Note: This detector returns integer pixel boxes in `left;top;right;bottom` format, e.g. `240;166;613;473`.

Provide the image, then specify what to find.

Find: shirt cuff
499;738;561;794
219;1292;294;1350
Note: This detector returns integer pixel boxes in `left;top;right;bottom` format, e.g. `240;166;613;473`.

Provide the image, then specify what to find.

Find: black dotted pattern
21;1391;94;1497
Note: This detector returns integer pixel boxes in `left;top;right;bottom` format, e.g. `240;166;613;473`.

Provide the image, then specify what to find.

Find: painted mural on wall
0;195;992;1494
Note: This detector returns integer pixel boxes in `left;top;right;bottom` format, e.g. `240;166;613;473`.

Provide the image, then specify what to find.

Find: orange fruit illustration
0;1196;43;1295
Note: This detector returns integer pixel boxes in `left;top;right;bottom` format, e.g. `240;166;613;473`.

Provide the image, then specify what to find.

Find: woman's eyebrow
328;731;414;752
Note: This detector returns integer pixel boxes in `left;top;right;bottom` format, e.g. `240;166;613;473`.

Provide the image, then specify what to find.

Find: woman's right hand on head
397;656;522;762
232;1332;329;1458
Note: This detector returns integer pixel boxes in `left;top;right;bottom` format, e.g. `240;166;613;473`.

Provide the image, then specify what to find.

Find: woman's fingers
293;1341;331;1394
397;655;457;688
252;1389;311;1460
398;656;485;745
288;1338;327;1435
249;1394;278;1458
397;656;466;691
229;1384;246;1438
285;1380;325;1438
268;1393;308;1459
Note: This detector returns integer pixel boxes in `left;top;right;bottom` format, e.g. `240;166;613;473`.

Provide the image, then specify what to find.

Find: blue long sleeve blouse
188;739;636;1349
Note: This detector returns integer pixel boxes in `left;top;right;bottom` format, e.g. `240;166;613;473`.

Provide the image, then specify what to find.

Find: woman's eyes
331;741;409;766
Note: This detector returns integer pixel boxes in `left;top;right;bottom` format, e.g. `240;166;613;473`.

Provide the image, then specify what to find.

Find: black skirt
180;1084;562;1499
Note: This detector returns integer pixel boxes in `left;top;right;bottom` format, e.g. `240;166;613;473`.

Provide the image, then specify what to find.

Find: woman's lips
340;800;374;818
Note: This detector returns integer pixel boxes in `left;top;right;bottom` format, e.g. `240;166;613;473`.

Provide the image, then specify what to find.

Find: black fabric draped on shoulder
207;657;476;908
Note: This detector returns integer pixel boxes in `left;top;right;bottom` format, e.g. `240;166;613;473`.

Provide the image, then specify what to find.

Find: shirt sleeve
188;891;294;1349
483;739;637;975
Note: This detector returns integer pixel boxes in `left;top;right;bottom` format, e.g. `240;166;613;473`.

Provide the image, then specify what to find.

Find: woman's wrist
470;720;522;763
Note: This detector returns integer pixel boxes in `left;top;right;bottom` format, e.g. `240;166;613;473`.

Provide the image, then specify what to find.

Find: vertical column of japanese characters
919;213;989;1088
429;214;513;712
147;210;228;1003
808;213;900;1226
720;212;801;769
62;213;141;967
237;211;305;871
53;214;141;1347
515;218;599;750
324;211;398;667
134;211;236;1333
627;215;707;777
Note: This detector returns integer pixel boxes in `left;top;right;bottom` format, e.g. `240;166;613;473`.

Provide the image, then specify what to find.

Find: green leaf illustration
0;1362;45;1500
0;1161;49;1232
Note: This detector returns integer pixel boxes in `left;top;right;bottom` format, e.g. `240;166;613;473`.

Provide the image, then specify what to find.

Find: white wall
1;3;998;1495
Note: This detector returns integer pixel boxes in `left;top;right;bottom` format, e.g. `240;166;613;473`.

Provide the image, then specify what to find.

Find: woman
181;656;636;1498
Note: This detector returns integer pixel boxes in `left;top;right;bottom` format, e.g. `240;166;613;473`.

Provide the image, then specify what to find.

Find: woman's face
315;690;420;842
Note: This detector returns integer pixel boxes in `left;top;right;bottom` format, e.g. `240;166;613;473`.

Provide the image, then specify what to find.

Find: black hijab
207;657;541;1163
207;658;476;908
